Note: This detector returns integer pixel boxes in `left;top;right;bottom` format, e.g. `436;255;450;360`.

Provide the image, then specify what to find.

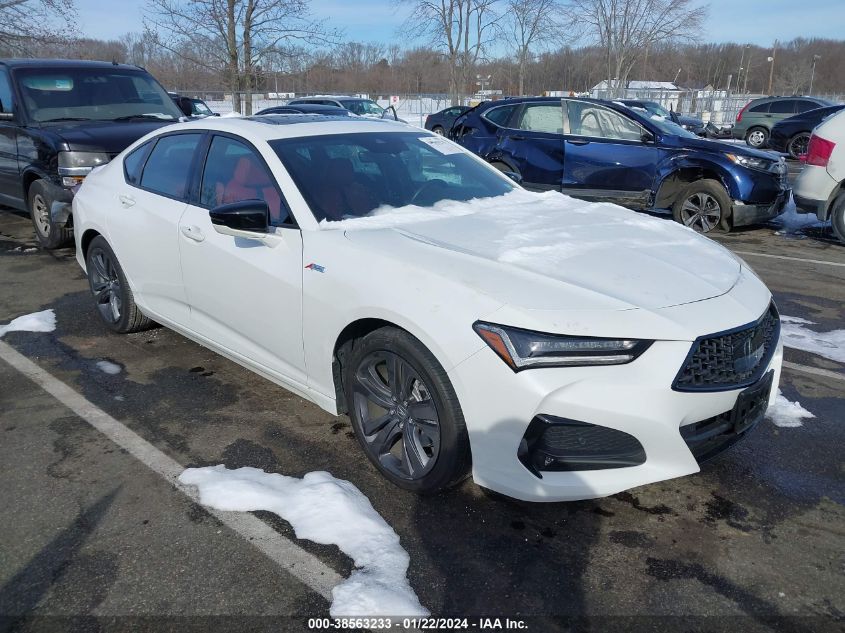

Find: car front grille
673;303;780;392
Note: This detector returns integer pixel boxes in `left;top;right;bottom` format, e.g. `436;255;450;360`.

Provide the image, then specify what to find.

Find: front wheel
344;327;470;494
787;132;811;160
85;236;153;333
29;179;72;249
672;179;732;234
432;125;444;136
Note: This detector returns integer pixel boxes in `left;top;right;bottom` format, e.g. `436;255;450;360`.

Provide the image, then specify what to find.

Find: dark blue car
451;97;790;233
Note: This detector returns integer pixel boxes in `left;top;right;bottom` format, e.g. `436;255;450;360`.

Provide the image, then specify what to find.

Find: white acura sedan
73;115;783;502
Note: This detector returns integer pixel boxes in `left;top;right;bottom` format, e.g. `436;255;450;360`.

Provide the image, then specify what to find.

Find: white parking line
0;340;342;601
734;250;845;268
783;360;845;382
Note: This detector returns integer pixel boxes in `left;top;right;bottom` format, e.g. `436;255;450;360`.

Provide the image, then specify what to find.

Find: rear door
494;101;564;190
560;100;658;208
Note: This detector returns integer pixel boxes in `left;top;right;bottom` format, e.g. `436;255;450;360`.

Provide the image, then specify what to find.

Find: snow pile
179;466;428;618
0;309;56;338
220;111;243;118
772;199;825;236
766;389;815;428
781;315;845;364
95;360;122;375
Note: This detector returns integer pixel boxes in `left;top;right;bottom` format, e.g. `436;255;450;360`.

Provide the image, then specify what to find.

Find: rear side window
518;103;563;134
749;101;770;113
123;141;152;185
483;105;516;127
139;133;202;199
769;100;797;114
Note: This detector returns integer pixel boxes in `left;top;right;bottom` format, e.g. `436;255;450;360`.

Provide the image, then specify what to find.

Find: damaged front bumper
732;189;790;227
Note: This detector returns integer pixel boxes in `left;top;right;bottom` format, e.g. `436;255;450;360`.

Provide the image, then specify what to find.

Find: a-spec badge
304;263;326;273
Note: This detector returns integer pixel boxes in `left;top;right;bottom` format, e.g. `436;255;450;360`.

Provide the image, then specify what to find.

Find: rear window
139;133;202;200
749;102;770;113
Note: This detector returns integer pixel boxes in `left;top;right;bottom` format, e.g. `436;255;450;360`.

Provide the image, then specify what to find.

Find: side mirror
670;110;680;124
502;170;523;184
382;105;399;121
177;97;193;117
210;200;269;239
641;130;655;144
0;100;12;120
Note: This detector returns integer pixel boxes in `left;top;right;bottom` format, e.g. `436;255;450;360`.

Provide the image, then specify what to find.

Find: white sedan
72;116;783;502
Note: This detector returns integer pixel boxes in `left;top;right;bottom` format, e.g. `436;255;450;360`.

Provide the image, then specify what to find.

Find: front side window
769;100;797;114
139;133;202;199
271;132;514;222
518;104;564;134
200;135;289;225
15;67;183;123
567;102;642;141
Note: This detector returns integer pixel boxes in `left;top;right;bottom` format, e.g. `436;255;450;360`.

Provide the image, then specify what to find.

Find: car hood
336;190;741;312
668;133;774;160
41;120;176;153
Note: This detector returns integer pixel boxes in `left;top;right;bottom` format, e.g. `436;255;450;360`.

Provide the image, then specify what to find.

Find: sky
74;0;843;48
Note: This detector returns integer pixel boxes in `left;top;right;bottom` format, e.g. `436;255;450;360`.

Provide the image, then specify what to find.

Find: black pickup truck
0;59;184;248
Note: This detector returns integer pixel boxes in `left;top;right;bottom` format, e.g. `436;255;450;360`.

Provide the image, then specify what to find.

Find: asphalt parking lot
0;174;843;631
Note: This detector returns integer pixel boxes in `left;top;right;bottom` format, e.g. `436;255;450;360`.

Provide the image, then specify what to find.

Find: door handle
119;194;135;207
509;135;526;141
180;225;205;242
567;139;590;146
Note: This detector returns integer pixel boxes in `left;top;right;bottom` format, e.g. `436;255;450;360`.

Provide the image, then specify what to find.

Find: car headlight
725;153;773;172
58;151;110;175
473;322;653;370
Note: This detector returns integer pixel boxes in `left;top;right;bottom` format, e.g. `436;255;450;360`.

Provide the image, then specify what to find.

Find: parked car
256;103;353;116
0;59;184;248
793;109;845;242
73;116;783;502
424;105;471;135
450;97;789;233
732;96;833;149
768;104;845;159
618;99;706;136
288;96;402;121
169;93;218;118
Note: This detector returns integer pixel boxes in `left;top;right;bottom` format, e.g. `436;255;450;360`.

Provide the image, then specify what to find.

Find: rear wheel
344;327;470;494
745;127;769;149
672;179;732;233
29;179;72;249
432;125;444;135
831;193;845;243
85;236;152;333
787;132;811;160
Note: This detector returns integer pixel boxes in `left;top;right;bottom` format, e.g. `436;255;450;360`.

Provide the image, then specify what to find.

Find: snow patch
781;315;845;364
0;309;56;338
178;466;428;618
220;111;243;118
96;360;122;375
765;389;815;428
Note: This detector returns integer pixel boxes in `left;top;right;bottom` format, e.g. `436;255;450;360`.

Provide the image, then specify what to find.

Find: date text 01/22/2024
307;617;528;630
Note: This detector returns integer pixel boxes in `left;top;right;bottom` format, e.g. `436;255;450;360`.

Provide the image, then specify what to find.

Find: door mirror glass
210;200;270;238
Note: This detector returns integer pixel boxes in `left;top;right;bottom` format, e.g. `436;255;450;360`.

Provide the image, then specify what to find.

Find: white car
793;109;845;242
72;117;783;502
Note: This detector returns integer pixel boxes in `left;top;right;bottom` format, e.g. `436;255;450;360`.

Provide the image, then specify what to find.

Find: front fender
654;155;741;205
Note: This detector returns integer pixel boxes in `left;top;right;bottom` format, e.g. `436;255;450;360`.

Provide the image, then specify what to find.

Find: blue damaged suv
451;97;789;233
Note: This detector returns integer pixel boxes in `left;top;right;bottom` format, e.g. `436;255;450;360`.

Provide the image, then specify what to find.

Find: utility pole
737;44;749;93
809;55;821;95
767;40;778;95
743;53;751;93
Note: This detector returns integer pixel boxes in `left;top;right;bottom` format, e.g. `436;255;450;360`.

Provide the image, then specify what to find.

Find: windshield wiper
41;117;93;122
112;114;177;122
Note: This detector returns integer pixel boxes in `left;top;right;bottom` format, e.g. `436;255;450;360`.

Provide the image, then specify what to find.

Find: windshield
191;100;212;115
644;102;671;118
340;99;385;116
270;132;515;222
16;67;183;123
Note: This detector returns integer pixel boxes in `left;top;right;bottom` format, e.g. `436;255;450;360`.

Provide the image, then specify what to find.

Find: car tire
29;179;72;250
787;132;811;160
672;179;732;234
432;125;444;136
85;236;153;334
745;127;769;149
831;192;845;244
344;327;471;494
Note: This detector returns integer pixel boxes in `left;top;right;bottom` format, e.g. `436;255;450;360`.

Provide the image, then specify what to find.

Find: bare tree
0;0;76;55
504;0;571;95
144;0;338;114
402;0;500;104
570;0;707;96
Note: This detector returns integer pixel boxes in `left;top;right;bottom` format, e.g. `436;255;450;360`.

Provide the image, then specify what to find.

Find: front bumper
43;179;75;228
732;189;790;227
448;293;783;502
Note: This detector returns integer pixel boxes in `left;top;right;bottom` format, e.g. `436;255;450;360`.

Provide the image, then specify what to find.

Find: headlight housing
725;152;774;172
58;151;110;175
473;322;653;371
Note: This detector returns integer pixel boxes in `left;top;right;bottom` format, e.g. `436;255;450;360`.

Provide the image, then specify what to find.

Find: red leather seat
222;156;282;222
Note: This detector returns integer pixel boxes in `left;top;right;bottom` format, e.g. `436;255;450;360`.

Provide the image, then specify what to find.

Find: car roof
0;58;144;71
149;116;415;144
262;104;347;113
292;96;372;102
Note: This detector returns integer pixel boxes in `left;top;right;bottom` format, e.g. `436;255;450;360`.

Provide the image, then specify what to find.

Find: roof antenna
112;58;118;66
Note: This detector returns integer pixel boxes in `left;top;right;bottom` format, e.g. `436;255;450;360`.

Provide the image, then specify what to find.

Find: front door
0;68;21;209
495;101;565;191
178;134;306;385
561;100;658;208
